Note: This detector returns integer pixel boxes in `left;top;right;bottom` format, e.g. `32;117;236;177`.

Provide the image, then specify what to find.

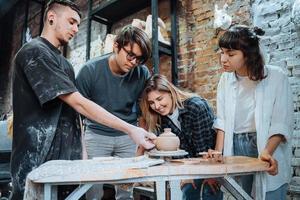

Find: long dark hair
219;25;266;81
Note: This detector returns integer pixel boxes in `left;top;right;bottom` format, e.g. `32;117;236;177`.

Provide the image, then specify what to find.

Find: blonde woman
140;74;223;200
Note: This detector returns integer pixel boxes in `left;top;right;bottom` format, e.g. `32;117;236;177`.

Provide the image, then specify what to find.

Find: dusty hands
128;126;157;149
260;149;278;175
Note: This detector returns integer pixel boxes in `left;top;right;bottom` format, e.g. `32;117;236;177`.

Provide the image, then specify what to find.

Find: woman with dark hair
210;25;293;199
140;74;223;200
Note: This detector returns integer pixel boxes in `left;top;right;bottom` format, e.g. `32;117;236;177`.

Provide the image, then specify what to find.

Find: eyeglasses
122;47;145;65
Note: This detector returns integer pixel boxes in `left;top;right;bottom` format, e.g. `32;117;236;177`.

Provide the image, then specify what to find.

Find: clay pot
156;128;180;151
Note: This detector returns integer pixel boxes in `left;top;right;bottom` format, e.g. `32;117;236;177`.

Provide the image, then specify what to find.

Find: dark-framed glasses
122;47;145;65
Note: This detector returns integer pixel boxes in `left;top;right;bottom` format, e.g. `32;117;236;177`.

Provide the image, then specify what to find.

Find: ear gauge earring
49;20;53;25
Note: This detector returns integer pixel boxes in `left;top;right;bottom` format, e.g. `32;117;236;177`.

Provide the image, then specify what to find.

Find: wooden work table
24;156;269;200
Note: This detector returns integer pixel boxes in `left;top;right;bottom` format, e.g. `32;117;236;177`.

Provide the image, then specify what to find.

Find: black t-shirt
11;37;81;197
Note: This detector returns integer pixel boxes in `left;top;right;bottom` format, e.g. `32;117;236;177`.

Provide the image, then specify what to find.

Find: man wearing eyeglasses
76;25;151;200
11;1;156;199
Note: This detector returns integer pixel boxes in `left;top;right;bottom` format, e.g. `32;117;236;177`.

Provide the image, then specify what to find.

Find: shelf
87;0;178;85
91;0;171;56
91;0;151;24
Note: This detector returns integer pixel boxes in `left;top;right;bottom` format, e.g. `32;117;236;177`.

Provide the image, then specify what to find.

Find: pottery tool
170;158;209;165
198;151;222;156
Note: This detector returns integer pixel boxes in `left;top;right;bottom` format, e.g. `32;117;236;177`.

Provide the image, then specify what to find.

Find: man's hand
260;149;278;175
128;126;156;149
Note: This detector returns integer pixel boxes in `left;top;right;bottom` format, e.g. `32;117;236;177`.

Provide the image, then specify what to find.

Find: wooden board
24;156;268;200
26;156;268;184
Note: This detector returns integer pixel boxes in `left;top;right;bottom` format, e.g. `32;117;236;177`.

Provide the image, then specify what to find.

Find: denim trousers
182;179;223;200
233;132;289;199
233;132;258;196
266;183;288;200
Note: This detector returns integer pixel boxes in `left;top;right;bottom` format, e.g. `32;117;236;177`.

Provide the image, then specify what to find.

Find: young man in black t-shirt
11;1;156;199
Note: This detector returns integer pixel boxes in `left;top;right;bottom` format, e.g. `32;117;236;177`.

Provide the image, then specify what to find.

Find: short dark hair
114;25;152;65
219;25;266;81
43;0;81;22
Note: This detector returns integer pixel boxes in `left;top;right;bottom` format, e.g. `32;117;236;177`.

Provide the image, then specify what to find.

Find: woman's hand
259;134;285;176
260;149;278;175
202;149;223;162
180;179;196;189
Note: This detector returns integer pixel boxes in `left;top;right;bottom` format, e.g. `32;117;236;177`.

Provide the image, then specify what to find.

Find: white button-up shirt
213;65;293;199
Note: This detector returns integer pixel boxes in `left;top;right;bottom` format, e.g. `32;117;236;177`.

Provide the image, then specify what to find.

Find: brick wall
177;0;252;108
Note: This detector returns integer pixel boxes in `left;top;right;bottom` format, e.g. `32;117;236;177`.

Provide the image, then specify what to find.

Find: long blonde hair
140;74;195;132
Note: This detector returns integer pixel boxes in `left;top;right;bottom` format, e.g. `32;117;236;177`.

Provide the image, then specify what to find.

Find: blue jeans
266;183;288;200
233;132;258;196
182;179;223;200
